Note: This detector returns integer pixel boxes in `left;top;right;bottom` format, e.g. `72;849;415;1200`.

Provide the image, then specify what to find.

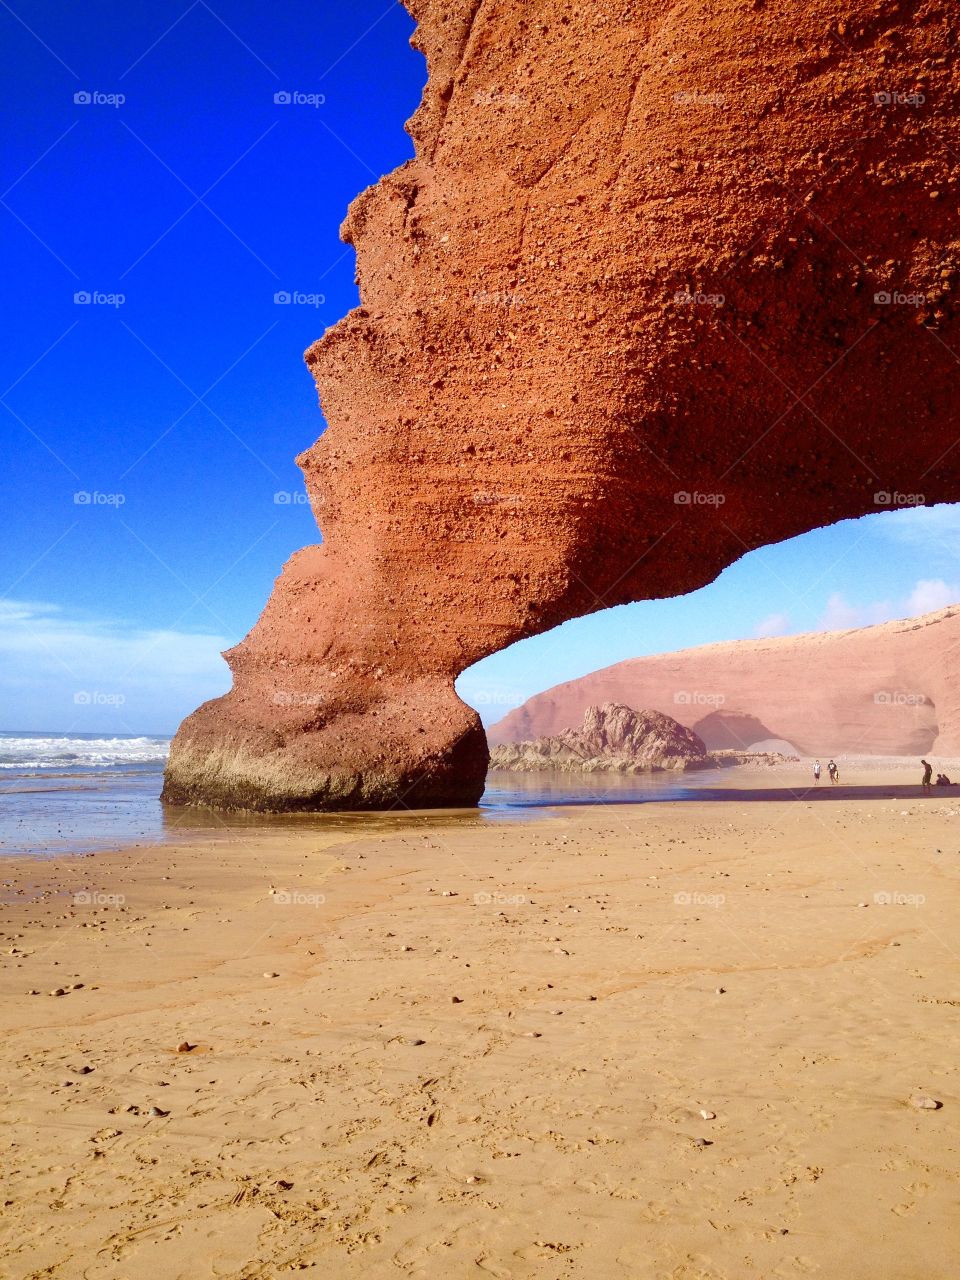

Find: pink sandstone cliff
164;1;960;809
489;606;960;758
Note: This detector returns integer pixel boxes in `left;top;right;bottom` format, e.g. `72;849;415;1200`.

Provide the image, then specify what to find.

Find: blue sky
3;1;960;735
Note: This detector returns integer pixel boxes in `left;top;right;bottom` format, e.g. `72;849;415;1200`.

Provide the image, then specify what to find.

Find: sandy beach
2;764;959;1279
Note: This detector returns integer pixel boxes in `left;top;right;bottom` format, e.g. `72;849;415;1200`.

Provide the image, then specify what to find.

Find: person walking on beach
813;759;821;785
921;759;933;794
828;759;838;784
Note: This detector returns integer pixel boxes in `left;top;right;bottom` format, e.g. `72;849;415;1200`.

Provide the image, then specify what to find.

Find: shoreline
2;776;959;1277
4;757;958;865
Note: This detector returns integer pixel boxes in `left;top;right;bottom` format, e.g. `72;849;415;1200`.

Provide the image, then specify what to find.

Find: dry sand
1;764;959;1278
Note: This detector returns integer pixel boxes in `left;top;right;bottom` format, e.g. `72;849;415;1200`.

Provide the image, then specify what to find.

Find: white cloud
873;503;960;559
817;578;960;634
817;592;897;632
0;600;232;733
905;578;959;615
754;611;791;638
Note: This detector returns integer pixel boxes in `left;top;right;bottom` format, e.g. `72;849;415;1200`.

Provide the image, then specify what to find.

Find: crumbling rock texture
489;606;960;758
165;0;960;810
489;702;709;773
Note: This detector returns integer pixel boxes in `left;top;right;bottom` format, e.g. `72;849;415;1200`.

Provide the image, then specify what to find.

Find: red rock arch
164;0;960;809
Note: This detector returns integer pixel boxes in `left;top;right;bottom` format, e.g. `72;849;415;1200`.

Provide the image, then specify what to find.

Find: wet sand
1;764;959;1278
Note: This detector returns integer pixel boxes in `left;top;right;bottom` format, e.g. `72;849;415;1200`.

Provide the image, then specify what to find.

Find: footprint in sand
892;1181;929;1215
476;1258;514;1279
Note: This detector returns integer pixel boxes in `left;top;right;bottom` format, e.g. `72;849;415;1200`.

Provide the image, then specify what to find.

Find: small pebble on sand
910;1095;942;1110
699;1109;716;1120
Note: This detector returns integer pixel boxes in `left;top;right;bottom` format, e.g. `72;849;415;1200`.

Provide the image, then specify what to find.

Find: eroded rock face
489;606;960;758
490;703;709;773
164;0;960;810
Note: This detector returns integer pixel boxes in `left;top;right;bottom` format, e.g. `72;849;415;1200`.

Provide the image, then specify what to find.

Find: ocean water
0;732;173;857
0;731;727;857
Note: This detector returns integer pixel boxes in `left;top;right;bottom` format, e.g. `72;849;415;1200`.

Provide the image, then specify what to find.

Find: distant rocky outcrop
489;703;709;774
